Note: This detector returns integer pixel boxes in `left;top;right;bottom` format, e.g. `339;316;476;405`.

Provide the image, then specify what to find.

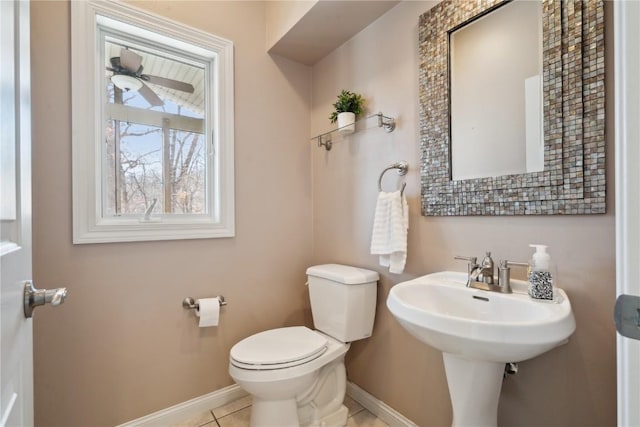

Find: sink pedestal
443;353;504;427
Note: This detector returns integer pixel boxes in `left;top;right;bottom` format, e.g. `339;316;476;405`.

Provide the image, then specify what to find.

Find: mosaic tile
419;0;606;215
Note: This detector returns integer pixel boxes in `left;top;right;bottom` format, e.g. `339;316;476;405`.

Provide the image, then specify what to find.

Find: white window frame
71;1;234;244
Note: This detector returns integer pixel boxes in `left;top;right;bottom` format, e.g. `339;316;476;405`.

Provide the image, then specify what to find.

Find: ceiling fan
107;48;195;107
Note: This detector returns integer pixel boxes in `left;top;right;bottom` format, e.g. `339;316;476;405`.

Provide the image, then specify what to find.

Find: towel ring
378;161;409;195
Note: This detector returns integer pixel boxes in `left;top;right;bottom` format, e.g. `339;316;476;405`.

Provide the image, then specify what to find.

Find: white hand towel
370;190;409;274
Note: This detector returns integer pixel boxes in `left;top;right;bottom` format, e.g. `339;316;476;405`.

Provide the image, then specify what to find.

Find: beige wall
31;1;313;425
310;1;616;427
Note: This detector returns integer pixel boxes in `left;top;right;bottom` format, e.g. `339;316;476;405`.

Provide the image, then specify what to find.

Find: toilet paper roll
195;298;220;327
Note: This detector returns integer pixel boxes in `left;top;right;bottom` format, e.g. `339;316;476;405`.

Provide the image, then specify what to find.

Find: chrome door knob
23;281;68;318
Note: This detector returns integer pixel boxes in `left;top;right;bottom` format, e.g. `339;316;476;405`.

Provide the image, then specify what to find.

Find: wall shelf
310;112;396;151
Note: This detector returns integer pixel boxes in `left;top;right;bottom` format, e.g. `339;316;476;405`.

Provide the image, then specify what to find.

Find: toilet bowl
229;327;349;427
228;264;379;427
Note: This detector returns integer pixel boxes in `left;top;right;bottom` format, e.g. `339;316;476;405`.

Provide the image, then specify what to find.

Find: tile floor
170;395;390;427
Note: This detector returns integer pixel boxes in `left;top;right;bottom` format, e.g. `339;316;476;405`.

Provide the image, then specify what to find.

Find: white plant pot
337;112;356;134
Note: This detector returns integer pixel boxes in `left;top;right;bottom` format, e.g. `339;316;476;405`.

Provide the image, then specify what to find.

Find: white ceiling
268;1;400;65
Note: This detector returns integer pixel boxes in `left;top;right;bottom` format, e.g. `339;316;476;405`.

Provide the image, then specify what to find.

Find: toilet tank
306;264;379;342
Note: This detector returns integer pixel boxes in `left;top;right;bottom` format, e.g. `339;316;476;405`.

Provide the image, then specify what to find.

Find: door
0;0;33;425
615;1;640;426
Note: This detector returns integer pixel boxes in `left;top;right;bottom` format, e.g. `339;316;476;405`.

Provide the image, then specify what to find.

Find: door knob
615;294;640;340
23;281;68;318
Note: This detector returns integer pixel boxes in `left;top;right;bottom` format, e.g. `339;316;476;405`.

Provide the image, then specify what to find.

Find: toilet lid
230;326;328;370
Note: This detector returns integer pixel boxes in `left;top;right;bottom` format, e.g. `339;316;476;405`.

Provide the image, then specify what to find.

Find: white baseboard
116;384;248;427
346;382;418;427
117;381;415;427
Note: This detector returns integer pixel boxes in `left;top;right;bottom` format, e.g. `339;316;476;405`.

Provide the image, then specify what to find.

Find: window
71;1;234;243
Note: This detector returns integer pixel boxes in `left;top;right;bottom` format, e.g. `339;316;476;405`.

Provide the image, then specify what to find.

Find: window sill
73;219;234;244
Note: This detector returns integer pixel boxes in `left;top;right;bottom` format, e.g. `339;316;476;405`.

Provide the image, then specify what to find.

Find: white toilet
228;264;379;427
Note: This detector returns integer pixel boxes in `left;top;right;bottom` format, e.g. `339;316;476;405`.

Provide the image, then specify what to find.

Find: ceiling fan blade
120;48;143;73
138;82;163;107
145;75;195;93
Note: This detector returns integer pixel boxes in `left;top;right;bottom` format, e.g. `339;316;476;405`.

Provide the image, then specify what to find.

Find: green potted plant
329;90;365;134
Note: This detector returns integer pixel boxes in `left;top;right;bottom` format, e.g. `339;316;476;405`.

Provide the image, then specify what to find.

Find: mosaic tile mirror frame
419;0;605;216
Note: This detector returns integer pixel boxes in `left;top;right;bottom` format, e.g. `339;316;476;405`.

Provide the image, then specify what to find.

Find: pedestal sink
386;271;575;427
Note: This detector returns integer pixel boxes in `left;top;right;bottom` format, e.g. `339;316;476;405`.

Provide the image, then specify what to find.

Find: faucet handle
455;256;478;276
498;260;529;293
454;255;478;265
500;260;529;269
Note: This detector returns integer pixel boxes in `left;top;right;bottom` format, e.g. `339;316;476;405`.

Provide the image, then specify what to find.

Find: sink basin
386;271;576;427
386;271;576;362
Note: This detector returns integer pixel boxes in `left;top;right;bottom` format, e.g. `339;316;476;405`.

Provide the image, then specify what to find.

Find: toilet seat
230;326;328;370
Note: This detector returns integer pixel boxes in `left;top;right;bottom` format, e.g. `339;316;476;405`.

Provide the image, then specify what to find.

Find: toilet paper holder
182;296;227;310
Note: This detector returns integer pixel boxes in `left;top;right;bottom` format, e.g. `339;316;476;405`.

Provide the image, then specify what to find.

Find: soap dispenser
528;244;554;301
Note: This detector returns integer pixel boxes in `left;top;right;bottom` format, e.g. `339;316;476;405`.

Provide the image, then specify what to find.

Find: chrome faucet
455;253;494;285
479;252;495;284
454;253;526;294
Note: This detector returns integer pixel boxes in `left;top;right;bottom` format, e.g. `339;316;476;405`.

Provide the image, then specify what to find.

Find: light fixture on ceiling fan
107;48;195;106
110;74;142;92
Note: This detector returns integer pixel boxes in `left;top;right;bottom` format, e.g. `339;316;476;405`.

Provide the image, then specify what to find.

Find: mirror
419;0;605;216
450;0;543;180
